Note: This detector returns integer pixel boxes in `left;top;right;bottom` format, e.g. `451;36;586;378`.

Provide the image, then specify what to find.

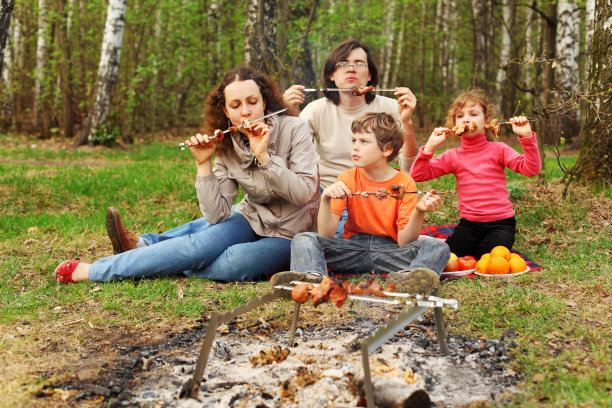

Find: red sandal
54;260;80;284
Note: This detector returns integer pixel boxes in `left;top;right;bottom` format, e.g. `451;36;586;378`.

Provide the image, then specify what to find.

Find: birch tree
0;0;13;75
555;0;580;143
244;0;276;75
496;3;512;109
33;0;47;130
380;0;396;88
570;0;611;184
76;0;126;145
584;0;595;80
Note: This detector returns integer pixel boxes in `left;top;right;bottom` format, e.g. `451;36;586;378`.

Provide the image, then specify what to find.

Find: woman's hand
424;127;450;153
509;116;532;138
242;120;271;165
322;181;352;200
185;133;216;167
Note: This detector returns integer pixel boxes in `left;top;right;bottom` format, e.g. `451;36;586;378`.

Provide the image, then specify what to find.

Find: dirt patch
40;305;521;407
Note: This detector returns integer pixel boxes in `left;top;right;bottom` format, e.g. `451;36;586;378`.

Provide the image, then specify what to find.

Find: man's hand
395;87;417;125
283;85;305;116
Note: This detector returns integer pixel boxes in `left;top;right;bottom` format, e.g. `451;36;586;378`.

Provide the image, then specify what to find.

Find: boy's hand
322;181;352;200
415;190;443;213
509;116;532;138
424;127;450;153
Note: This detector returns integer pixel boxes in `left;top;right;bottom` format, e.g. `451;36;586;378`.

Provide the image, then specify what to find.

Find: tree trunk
0;0;14;75
380;0;396;88
57;0;74;138
390;4;405;87
584;0;595;77
541;1;557;149
570;0;612;184
33;0;47;131
555;0;580;145
439;0;450;95
76;0;126;146
496;3;511;111
244;0;276;76
471;0;486;88
417;0;426;129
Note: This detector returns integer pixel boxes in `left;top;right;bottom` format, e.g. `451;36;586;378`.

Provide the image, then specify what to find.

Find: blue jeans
290;232;449;276
89;212;291;282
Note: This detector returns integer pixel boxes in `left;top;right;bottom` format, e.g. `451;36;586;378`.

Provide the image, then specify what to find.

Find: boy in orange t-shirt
279;112;450;294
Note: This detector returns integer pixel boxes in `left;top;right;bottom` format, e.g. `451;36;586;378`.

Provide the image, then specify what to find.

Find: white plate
474;266;530;279
441;268;475;277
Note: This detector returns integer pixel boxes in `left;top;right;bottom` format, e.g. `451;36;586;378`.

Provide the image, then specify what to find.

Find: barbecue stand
180;284;458;408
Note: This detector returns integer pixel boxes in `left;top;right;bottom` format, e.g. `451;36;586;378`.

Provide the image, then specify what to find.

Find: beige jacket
195;115;320;240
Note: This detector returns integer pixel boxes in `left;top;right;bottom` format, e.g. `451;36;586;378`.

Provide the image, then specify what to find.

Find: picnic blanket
328;224;542;279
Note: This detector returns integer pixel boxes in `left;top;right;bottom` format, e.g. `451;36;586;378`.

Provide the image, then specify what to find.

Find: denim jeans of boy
290;232;449;276
89;212;291;282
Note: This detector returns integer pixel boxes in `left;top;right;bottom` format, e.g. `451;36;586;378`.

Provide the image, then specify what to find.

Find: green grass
0;134;610;407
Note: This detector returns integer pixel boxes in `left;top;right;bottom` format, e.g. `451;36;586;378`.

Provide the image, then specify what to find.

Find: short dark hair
351;112;403;162
322;40;379;105
202;66;286;155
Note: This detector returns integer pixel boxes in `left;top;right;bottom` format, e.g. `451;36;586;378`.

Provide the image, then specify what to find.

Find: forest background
0;0;610;185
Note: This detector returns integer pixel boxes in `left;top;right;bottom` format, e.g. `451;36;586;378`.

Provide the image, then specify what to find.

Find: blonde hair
351;112;403;162
445;89;497;141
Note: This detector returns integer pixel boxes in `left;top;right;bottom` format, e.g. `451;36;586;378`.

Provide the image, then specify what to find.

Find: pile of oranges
475;246;527;275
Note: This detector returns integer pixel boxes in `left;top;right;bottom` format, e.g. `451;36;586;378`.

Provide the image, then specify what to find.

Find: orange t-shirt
331;168;417;242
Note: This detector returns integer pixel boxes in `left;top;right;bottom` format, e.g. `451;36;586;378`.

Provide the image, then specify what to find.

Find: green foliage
90;123;121;146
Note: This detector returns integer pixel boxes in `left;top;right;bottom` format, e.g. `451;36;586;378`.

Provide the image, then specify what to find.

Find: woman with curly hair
54;67;320;283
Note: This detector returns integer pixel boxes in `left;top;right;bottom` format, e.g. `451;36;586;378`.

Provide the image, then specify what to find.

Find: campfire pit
181;281;458;408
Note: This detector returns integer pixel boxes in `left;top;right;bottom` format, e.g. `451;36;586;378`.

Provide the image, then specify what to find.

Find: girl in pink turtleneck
410;89;541;258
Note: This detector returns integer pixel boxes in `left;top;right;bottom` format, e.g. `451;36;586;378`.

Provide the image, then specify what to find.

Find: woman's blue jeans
290;232;449;276
89;212;291;282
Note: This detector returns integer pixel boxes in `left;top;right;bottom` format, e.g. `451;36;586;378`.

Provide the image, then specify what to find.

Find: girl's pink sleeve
409;146;454;181
500;133;542;177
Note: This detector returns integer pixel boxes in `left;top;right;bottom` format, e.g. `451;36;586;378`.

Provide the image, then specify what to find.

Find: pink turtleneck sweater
410;133;541;222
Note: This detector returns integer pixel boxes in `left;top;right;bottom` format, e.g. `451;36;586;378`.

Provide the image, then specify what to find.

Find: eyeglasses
335;61;368;70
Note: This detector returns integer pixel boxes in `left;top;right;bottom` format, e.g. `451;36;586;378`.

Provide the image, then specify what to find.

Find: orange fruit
475;259;489;274
509;257;527;274
488;256;510;275
480;253;491;262
491;246;511;261
510;253;522;261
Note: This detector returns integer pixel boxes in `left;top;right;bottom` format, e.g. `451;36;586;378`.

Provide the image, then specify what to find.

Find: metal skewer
350;190;453;199
484;119;537;127
178;108;288;150
302;88;398;92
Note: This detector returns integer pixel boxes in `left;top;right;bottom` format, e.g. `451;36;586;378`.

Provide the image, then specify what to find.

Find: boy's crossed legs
287;232;449;295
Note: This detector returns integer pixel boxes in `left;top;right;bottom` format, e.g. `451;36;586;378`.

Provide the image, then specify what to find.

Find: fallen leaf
564;301;577;308
27;227;38;234
155;220;165;230
533;373;546;383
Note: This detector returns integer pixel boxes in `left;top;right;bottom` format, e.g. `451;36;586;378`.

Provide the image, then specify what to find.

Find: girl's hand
509;116;532;138
424;127;450;153
242;120;271;163
185;133;216;165
415;190;442;213
322;181;352;200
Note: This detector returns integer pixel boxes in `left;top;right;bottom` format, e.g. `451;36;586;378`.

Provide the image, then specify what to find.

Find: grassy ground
0;133;610;407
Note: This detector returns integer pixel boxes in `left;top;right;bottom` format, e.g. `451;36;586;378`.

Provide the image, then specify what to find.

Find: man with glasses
284;39;419;238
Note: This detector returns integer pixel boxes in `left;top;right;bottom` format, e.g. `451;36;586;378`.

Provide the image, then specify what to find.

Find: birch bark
77;0;126;145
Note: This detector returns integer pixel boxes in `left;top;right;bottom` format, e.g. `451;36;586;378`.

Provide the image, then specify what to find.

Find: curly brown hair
202;66;287;155
351;112;403;162
445;88;497;141
322;40;379;105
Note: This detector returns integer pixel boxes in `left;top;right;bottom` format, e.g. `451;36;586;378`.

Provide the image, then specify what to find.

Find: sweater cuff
418;145;434;159
196;174;216;183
